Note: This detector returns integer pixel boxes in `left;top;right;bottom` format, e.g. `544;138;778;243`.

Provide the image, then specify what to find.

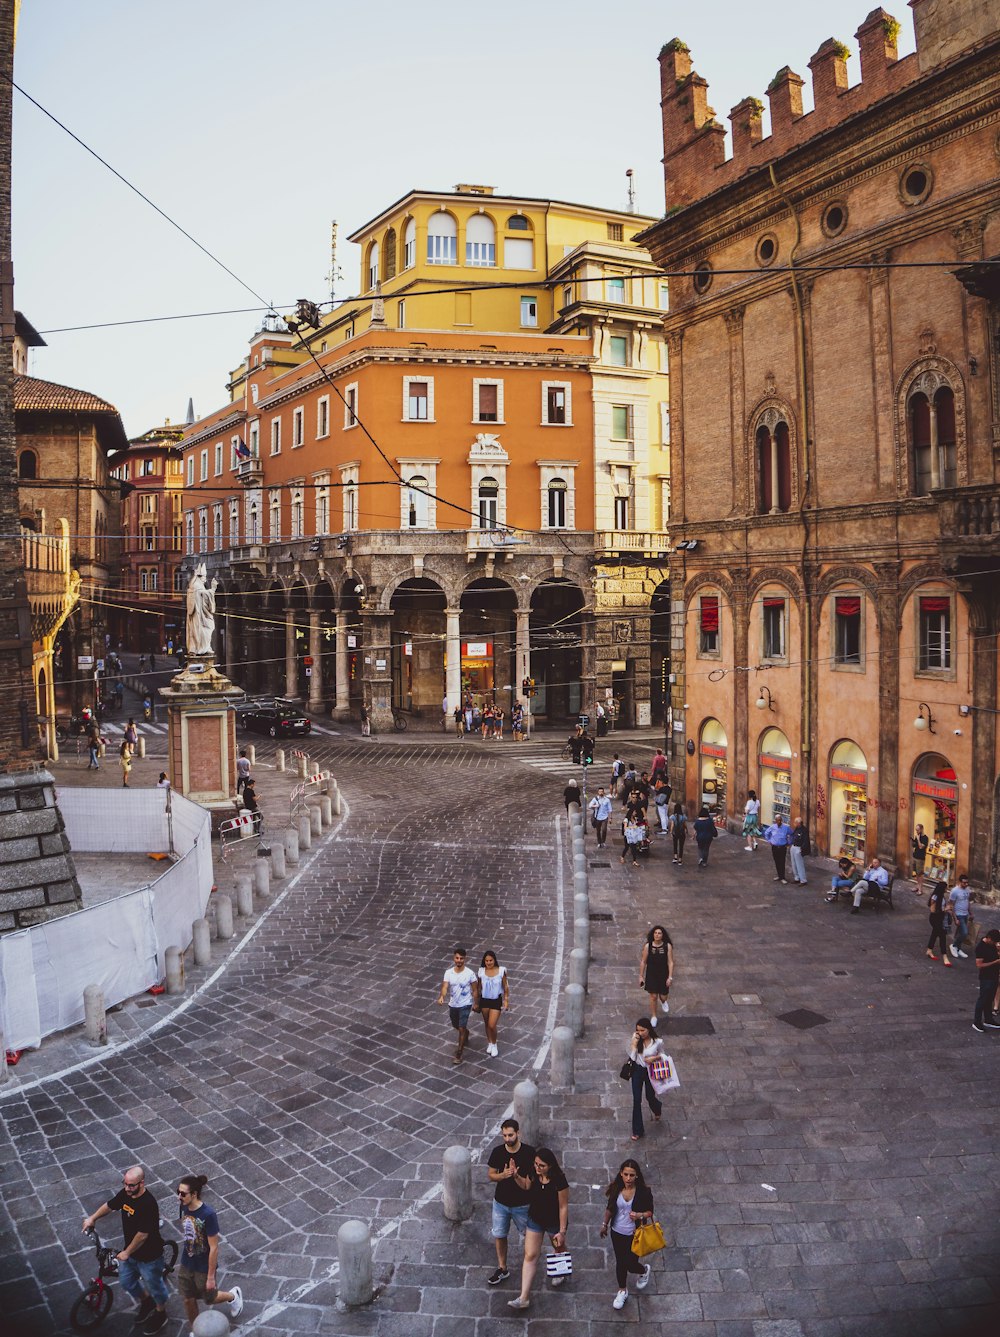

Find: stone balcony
23;528;79;636
235;456;263;485
932;483;1000;579
596;529;671;557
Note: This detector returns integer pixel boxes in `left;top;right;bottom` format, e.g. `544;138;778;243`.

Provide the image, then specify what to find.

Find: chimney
729;97;764;163
766;66;805;137
855;8;900;82
808;38;851;112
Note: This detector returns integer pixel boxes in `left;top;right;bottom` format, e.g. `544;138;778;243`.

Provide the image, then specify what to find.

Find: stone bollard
235;875;254;918
550;1025;575;1090
297;754;308;779
337;1220;373;1307
573;916;590;960
284;827;300;866
253;857;271;900
332;780;342;816
319;794;332;828
573;851;587;877
215;893;234;941
276;748;286;773
270;841;286;880
246;744;256;765
311;759;320;779
569;946;589;993
564;982;585;1038
298;812;312;852
83;984;107;1046
442;1145;473;1222
310;805;322;838
192;1310;230;1337
137;736;146;759
513;1078;539;1148
573;891;589;922
192;918;212;967
573;869;588;898
165;946;185;995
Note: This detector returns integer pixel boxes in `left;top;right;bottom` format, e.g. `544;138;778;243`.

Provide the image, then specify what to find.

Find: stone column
333;611;351;720
362;610;394;733
874;563;900;863
308;611;324;712
445;607;462;715
515;607;531;732
867;251;896;493
666;331;685;523
724;306;745;514
962;583;998;889
730;570;749;817
223;609;236;683
284;609;298;700
580;611;597;720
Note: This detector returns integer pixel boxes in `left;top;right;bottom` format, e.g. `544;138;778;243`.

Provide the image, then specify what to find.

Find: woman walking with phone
507;1147;570;1310
599;1159;654;1310
624;1018;663;1140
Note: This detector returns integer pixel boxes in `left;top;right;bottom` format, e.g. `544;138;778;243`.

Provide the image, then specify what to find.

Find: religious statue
186;563;219;658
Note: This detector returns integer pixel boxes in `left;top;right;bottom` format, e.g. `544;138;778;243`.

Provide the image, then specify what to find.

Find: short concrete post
513;1078;539;1148
284;827;299;865
215;893;234;941
137;736;146;759
573;891;589;922
564;982;585;1038
235;875;254;918
550;1024;575;1089
442;1145;473;1222
276;748;285;772
572;851;587;876
246;744;256;765
310;805;322;838
297;753;308;779
253;857;271;900
573;915;590;959
83;984;107;1046
332;780;342;816
311;759;320;779
98;740;106;758
298;812;312;851
569;808;583;828
569;946;589;992
192;918;212;967
270;841;287;879
319;794;332;827
192;1309;231;1337
573;870;588;899
165;946;185;995
337;1219;373;1307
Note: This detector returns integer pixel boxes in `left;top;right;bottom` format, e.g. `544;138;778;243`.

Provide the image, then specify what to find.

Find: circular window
692;262;713;295
756;234;778;266
821;202;847;237
900;164;932;206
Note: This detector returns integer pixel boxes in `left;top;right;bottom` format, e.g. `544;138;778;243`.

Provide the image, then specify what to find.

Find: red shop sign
700;743;727;759
759;753;791;770
830;765;867;785
913;778;958;802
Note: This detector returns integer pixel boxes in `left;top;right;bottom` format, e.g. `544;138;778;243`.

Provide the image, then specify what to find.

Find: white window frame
341;464;359;531
542;380;573;426
611;404;633;441
761;596;787;662
270;417;282;455
403;219;416;270
468;437;509;531
228;500;240;546
520;296;538;328
344;383;359;429
185;512;194;554
397;300;406;329
212;506;223;550
317;396;330;439
397;460;439;530
916;592;954;677
290;486;304;540
292;406;304;448
186;455;194;487
214;442;223;476
606;276;626;304
613;494;630;530
659;282;670;311
538;461;577;531
269;488;282;542
608;334;629;367
314;472;331;534
472;378;504;425
403;375;434;423
199;449;208;482
198;507;208;552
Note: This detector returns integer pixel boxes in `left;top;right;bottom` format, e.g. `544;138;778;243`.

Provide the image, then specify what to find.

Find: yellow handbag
630;1220;667;1257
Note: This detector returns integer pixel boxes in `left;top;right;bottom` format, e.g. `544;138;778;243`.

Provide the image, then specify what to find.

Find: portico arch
389;577;447;714
530;578;585;721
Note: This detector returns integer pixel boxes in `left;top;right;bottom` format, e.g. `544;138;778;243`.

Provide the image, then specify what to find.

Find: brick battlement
657;4;996;212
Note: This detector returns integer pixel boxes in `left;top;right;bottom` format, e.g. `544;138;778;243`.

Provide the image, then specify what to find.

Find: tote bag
545;1251;573;1277
646;1053;680;1095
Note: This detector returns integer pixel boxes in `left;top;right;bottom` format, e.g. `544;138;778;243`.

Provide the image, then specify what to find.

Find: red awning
700;596;719;632
763;597;785;609
835;597;861;617
920;596;950;613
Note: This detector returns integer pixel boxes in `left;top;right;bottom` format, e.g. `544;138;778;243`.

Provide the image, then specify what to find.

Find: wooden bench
834;872;895;912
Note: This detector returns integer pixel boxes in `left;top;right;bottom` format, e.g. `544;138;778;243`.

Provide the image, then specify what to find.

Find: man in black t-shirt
485;1118;535;1287
972;929;1000;1034
82;1165;168;1332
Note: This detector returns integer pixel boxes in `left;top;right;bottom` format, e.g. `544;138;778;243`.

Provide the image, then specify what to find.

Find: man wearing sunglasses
82;1165;169;1333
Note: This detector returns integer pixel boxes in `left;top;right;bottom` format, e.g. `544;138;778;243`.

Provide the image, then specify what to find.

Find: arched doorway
758;726;792;824
699;718;728;819
288;580;309;698
529;580;584;721
460;578;517;708
390;578;446;714
650;579;671;726
828;740;868;861
340;578;364;711
912;752;959;883
261;584;285;696
314;579;337;707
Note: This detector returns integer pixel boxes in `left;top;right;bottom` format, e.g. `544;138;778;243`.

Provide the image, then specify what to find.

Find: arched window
906;372;958;494
507;214;530;230
478;476;499;528
367;241;380;291
427;212;457;265
465;214;496;267
755;416;791;513
249;504;259;545
909;392;932;494
547;477;567;529
405;475;430;529
403;218;416;270
383;228;397;280
934;386;957;488
18;449;37;480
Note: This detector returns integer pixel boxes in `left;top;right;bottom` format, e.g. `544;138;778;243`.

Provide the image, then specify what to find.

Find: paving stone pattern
1;741;999;1337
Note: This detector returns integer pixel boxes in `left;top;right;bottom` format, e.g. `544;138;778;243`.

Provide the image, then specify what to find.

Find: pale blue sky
13;1;916;436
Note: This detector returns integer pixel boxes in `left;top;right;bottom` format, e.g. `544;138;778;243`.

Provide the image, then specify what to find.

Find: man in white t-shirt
437;947;480;1064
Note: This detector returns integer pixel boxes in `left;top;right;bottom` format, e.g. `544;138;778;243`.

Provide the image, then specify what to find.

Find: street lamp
913;702;935;733
755;685;775;712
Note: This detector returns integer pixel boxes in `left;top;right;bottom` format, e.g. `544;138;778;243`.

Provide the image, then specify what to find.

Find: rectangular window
477;383;498;422
140;458;155;477
173;523;183;552
520;296;537;328
270;418;281;455
199;449;208;482
408;382;428;420
186;456;194;487
292;406;304;447
317;397;330;438
563;285;573;309
919;597;951;671
611;405;632;440
248;422;259;458
608;335;628;366
427;233;457;264
607;222;624;242
466;239;495;266
547;485;566;529
505;238;534;269
345;384;358;428
547;386;566;425
613;495;629;530
699;596;719;655
397;299;405;329
607;277;625;304
214;442;223;476
834;596;862;666
762;597;785;660
659;283;670;311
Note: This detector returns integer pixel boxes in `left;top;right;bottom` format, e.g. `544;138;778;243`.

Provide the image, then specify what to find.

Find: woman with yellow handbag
599;1159;661;1310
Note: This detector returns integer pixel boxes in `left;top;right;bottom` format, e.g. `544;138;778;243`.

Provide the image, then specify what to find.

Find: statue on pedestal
186;563;219;658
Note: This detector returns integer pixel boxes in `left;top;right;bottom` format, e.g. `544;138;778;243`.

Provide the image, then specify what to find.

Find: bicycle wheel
162;1240;179;1276
69;1284;113;1331
393;713;407;732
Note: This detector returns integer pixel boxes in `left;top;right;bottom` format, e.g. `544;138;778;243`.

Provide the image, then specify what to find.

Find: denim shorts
118;1255;169;1307
491;1201;530;1239
449;1005;472;1030
525;1215;554;1236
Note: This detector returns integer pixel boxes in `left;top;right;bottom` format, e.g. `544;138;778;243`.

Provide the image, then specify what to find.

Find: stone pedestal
0;770;82;931
361;610;394;733
160;659;244;830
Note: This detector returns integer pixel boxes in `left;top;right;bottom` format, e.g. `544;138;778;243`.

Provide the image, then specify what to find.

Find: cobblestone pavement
2;739;999;1337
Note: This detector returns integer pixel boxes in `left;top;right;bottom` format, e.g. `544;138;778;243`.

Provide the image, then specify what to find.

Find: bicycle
391;708;408;732
70;1228;178;1332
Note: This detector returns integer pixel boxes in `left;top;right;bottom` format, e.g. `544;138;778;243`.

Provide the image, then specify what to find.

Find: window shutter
763;597;784;609
835;596;861;617
919;596;950;613
700;596;719;632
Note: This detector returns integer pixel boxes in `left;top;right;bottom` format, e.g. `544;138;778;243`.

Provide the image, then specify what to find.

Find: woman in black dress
925;878;952;966
639;925;674;1022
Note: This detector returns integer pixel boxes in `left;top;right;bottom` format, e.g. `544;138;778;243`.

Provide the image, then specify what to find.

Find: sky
12;1;917;438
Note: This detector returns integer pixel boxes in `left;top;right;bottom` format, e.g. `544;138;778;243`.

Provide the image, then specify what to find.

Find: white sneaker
636;1263;652;1290
229;1285;244;1318
649;1015;657;1027
550;1274;566;1288
958;949;968;958
949;945;959;957
661;1000;670;1014
613;1289;628;1309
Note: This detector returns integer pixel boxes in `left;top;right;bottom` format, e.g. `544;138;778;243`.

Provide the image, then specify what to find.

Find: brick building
637;2;1000;889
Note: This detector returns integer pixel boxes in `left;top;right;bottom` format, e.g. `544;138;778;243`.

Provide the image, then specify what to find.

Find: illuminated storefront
699;718;728;820
758;727;792;825
828;740;869;862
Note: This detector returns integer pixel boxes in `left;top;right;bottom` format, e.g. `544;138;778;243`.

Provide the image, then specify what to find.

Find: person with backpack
653;779;672;833
693;806;717;866
669;803;688;865
610;753;625;797
789;815;811;885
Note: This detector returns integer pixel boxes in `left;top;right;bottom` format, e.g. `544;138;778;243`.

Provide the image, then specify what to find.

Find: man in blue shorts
485;1119;535;1287
436;946;479;1064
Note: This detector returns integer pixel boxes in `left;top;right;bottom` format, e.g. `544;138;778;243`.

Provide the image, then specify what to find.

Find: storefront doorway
758;727;792;824
912;753;958;883
829;740;869;862
461;639;495;700
699;718;728;820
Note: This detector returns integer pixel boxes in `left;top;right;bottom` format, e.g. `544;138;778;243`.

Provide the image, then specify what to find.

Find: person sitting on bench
825;857;859;903
849;856;889;913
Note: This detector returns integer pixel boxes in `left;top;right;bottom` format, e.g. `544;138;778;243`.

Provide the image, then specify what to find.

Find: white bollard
513;1078;539;1148
165;946;185;995
337;1220;373;1307
573;851;587;877
574;916;590;959
310;805;322;838
276;748;286;773
573;870;588;898
83;984;107;1046
332;780;342;816
137;736;146;759
284;827;299;865
192;918;211;967
246;744;256;765
270;842;287;879
297;754;308;779
319;794;332;827
215;893;234;941
550;1025;575;1089
253;857;271;900
235;875;254;918
573;891;589;922
564;982;585;1038
311;759;320;779
192;1310;230;1337
569;946;589;993
442;1145;473;1222
298;812;312;851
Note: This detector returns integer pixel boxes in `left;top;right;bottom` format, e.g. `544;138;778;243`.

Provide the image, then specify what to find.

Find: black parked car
240;703;312;738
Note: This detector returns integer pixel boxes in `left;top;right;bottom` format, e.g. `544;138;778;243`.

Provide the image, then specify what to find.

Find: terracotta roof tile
14;373;119;415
